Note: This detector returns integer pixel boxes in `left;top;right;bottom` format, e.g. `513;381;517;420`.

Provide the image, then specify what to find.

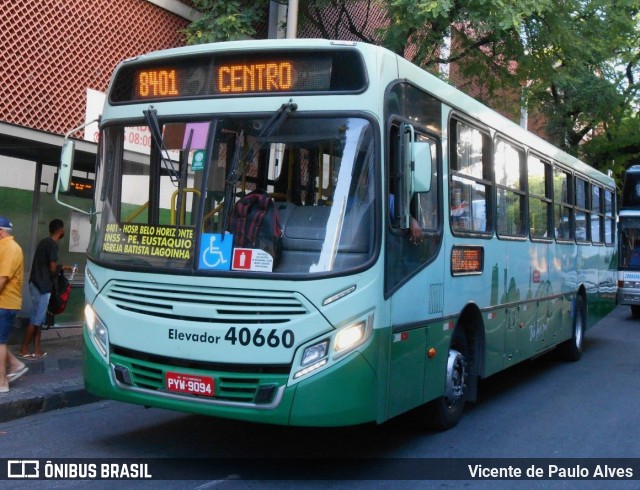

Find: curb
7;324;83;346
1;331;97;423
0;386;100;423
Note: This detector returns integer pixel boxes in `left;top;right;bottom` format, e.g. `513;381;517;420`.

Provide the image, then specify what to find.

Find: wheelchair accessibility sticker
198;233;232;270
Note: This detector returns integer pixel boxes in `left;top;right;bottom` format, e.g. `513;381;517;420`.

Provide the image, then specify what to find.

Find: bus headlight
301;339;329;366
85;304;109;361
292;314;373;381
334;320;369;358
294;340;329;379
333;322;365;354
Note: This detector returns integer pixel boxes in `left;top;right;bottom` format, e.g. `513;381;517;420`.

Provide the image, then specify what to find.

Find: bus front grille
110;347;289;406
104;280;309;324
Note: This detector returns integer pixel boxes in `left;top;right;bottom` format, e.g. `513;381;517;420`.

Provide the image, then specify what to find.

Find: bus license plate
165;372;214;397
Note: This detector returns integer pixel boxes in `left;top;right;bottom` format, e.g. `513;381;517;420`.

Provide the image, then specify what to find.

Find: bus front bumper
618;289;640;306
83;329;378;427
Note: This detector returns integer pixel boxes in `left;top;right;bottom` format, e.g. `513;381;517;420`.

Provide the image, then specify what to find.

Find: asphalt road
1;305;638;488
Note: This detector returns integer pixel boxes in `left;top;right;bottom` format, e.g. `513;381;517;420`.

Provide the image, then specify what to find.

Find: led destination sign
133;58;329;99
110;50;367;102
136;69;179;98
135;62;300;97
216;61;294;93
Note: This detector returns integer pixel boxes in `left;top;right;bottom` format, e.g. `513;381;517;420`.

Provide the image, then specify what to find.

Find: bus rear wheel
631;305;640;319
425;345;468;431
559;294;585;362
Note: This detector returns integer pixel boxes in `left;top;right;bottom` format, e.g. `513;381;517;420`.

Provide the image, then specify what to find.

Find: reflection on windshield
91;116;376;276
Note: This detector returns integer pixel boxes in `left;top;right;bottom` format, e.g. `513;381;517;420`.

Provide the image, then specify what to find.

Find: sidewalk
0;326;99;423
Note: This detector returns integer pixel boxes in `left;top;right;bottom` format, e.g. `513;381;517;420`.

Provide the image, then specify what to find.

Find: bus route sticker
198;233;232;270
232;248;273;272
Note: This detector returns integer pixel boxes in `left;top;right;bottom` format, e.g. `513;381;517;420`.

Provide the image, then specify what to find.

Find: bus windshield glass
90;115;377;276
622;169;640;208
619;217;640;270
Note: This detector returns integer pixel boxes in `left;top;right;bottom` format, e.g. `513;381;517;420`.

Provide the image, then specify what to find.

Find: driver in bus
389;194;423;245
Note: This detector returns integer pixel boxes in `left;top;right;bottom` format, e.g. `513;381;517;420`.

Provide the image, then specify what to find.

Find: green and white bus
57;39;617;429
618;165;640;318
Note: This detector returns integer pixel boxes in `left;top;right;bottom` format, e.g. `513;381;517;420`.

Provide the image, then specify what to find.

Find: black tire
425;335;468;431
631;305;640;319
559;294;585;362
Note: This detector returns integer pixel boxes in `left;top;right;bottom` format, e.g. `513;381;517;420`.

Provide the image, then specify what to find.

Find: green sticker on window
192;150;206;171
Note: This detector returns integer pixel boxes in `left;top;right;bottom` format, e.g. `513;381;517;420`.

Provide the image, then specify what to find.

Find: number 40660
224;327;294;348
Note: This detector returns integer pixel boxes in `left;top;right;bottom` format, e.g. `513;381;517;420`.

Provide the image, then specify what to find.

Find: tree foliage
183;0;270;43
518;0;640;176
186;0;640;176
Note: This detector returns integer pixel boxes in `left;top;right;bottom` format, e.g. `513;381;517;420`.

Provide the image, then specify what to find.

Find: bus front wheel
425;343;468;431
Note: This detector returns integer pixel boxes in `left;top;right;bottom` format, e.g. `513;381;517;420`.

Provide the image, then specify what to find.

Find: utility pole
286;0;299;38
268;1;291;39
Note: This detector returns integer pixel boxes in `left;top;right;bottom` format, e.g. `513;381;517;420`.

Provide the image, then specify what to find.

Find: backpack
48;269;72;315
229;190;283;265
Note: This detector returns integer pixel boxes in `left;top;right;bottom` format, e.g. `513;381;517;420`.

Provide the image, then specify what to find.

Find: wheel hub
444;349;466;405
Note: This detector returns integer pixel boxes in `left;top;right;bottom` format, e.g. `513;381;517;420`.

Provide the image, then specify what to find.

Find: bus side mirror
58;139;75;193
396;126;412;229
55;139;90;216
396;125;432;230
412;142;432;193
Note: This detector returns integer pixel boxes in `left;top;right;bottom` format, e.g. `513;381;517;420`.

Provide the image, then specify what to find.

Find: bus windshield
622;168;640;208
90;115;377;276
619;217;640;270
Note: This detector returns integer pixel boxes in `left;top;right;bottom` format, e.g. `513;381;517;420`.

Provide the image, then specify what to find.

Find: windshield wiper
221;99;298;233
143;107;180;185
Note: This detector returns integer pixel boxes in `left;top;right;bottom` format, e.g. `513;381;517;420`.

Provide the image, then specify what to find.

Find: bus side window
528;155;552;239
553;166;574;241
495;139;526;238
449;119;492;235
604;189;614;245
575;176;589;242
386;122;442;292
590;184;603;244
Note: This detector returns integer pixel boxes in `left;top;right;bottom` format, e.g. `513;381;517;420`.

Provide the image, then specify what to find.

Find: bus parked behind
618;165;640;317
